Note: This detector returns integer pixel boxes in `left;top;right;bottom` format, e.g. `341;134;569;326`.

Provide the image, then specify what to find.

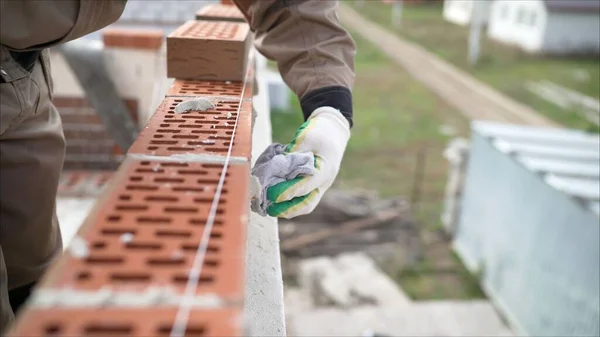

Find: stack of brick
8;2;255;336
53;29;165;170
54;97;138;170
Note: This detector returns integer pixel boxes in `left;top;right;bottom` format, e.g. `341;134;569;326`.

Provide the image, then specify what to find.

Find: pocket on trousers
0;67;41;136
0;81;24;136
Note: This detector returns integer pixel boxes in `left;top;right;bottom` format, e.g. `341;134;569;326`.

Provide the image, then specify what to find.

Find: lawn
270;32;467;205
271;30;483;300
347;0;600;132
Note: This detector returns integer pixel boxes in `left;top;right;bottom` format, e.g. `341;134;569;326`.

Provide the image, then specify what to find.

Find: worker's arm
0;0;126;51
234;0;355;218
233;0;355;126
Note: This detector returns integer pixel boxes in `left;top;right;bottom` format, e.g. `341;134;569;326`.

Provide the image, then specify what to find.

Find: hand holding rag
251;107;350;218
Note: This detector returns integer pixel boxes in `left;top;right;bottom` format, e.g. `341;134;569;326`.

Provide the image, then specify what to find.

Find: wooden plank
281;209;404;252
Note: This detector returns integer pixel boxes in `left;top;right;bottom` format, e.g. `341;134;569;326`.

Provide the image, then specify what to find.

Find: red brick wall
54;96;139;170
8;8;255;337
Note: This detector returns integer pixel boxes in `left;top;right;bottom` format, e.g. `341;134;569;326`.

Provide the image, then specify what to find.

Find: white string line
170;49;254;337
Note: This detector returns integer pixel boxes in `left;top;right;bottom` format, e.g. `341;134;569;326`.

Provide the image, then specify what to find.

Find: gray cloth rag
251;143;316;216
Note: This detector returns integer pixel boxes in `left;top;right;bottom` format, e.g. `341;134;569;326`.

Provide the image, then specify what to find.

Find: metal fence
454;121;600;337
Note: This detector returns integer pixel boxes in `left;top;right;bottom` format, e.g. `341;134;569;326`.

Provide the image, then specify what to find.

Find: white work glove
265;107;350;218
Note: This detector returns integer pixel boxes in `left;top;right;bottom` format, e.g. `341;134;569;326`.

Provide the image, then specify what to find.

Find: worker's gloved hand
266;107;350;218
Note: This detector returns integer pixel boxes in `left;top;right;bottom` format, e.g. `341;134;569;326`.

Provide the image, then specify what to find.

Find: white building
488;0;600;54
443;0;492;26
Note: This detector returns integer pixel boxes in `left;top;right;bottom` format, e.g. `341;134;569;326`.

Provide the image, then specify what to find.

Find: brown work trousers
0;55;64;333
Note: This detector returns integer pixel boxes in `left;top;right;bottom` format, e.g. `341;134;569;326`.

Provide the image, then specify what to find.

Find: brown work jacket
0;0;356;125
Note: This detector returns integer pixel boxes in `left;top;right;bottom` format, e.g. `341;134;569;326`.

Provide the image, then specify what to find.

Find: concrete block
335;252;411;307
297;257;333;290
297;256;351;307
297;253;411;309
284;288;313;315
244;59;285;337
319;270;354;307
300;257;355;307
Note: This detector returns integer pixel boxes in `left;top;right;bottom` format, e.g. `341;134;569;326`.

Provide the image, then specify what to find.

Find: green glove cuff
267;188;320;217
285;119;311;153
266;156;321;217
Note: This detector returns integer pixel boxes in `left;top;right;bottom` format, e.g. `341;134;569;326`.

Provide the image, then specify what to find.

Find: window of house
516;7;525;24
500;4;509;20
529;11;537;26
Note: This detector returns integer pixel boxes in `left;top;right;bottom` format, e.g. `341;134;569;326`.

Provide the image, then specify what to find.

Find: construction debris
297;252;411;308
279;189;421;265
286;295;515;337
282;209;404;252
285;254;513;336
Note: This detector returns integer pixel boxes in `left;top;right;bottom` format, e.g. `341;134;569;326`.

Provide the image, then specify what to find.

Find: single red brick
65;143;116;157
167;79;244;98
62;113;103;125
57;171;114;197
62;128;111;142
8;308;242;337
54;96;140;122
103;28;165;50
38;159;249;302
52;96;89;108
128;97;252;160
167;53;255;100
167;21;251;81
195;4;245;22
62;157;122;171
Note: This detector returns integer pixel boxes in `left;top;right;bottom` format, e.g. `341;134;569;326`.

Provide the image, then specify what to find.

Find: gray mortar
127;153;248;164
174;98;215;114
30;287;233;309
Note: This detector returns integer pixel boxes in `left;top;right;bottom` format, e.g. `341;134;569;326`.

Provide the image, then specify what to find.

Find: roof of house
543;0;600;13
474;121;600;217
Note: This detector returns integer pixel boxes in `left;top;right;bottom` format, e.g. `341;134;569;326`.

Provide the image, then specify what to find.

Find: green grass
347;1;600;131
272;31;483;300
397;251;486;300
271;31;468;200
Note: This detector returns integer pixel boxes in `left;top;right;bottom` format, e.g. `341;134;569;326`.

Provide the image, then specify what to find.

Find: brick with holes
54;96;139;169
167;21;251;81
35;158;250;304
128;97;253;159
7;308;241;336
167;79;244;99
58;171;114;197
167;54;255;100
195;3;245;22
103;28;164;50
